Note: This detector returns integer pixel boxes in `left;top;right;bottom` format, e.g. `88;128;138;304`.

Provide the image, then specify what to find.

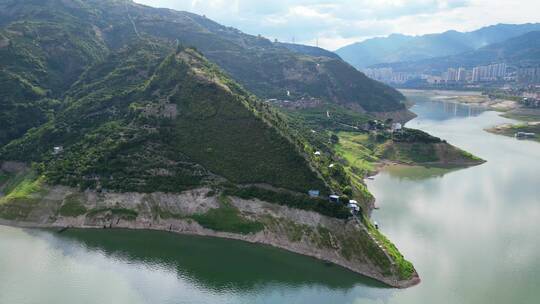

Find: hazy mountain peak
336;23;540;68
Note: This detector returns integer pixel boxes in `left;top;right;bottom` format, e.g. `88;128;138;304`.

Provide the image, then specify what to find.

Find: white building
348;200;360;213
391;123;403;132
457;68;467;82
472;63;507;82
53;146;64;155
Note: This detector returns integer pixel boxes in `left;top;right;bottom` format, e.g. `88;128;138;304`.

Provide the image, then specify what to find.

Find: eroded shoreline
0;182;421;289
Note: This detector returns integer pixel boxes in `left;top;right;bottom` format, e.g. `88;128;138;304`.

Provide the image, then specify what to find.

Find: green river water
1;90;539;303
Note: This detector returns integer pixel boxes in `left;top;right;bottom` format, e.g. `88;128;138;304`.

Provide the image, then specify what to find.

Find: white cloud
134;0;540;50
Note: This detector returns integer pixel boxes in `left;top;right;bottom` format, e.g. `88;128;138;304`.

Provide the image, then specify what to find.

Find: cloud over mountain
135;0;540;50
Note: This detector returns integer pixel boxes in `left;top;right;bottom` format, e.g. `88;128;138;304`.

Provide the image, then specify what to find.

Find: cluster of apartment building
517;67;540;84
471;63;507;82
443;67;468;82
364;63;540;86
430;63;508;84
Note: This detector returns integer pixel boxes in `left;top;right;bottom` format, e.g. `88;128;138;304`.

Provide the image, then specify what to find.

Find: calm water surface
1;90;539;303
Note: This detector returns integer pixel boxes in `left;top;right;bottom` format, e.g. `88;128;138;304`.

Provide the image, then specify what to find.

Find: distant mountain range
372;31;540;73
336;23;540;69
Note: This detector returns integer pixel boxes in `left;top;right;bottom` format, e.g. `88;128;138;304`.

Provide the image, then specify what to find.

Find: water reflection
364;91;540;304
3;227;393;304
383;165;460;181
50;229;383;291
405;91;486;121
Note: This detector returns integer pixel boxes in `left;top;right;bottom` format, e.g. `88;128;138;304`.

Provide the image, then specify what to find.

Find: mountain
0;42;422;287
1;43;332;195
336;23;540;68
0;0;405;147
0;10;419;285
0;1;110;146
374;31;540;73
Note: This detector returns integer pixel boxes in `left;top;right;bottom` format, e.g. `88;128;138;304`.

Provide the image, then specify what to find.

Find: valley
1;1;538;303
0;0;426;289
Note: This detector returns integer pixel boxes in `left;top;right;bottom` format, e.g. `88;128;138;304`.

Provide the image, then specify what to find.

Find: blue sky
134;0;540;50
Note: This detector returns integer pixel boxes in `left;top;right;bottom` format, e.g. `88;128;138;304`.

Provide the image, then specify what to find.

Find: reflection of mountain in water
383;165;461;181
39;229;386;293
404;92;486;122
411;101;485;121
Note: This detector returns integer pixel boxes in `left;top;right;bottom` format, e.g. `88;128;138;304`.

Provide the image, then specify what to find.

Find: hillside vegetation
487;122;540;143
0;0;406;149
1;44;329;196
0;13;108;146
336;130;484;168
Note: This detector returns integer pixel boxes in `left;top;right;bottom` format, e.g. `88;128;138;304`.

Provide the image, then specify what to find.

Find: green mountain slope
110;2;406;112
1;43;327;194
0;9;109;146
0;0;406;147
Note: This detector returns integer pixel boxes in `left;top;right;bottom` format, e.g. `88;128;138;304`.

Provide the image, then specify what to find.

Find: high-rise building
457;68;467;82
446;68;458;82
518;67;540;83
472;67;481;82
471;63;507;82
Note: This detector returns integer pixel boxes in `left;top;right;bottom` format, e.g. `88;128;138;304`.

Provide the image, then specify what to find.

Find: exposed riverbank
485;121;540;142
401;89;540;143
0;163;419;289
400;89;518;111
0;219;420;289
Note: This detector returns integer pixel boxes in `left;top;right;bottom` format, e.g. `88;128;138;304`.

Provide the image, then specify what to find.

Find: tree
342;185;353;196
330;134;339;144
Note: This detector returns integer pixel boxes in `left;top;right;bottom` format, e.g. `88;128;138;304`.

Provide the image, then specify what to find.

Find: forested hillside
0;0;407;147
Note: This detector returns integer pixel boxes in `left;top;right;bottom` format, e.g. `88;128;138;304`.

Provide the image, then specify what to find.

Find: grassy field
333;132;379;204
58;194;87;217
337;130;482;167
500;108;540;122
191;196;264;235
0;170;46;220
334;133;378;175
0;170;44;202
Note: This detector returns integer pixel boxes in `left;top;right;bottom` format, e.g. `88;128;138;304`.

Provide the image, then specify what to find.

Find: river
1;90;539;303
